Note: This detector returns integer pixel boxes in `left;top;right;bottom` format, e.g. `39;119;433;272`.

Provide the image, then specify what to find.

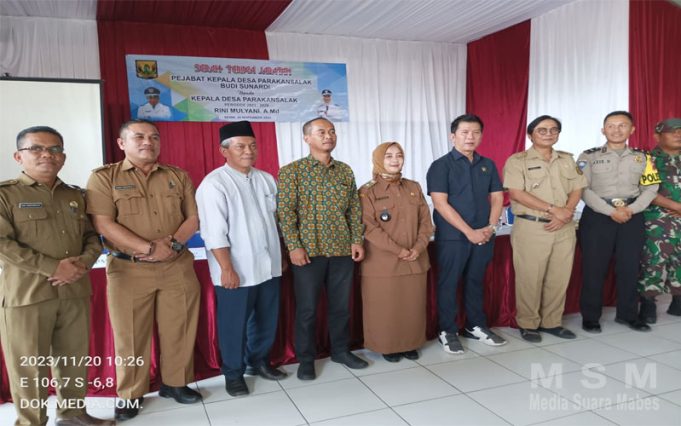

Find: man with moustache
638;118;681;323
86;119;202;421
196;121;286;397
277;117;367;380
0;126;112;425
578;111;660;333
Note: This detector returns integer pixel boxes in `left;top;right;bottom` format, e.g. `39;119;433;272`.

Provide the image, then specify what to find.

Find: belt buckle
612;198;626;207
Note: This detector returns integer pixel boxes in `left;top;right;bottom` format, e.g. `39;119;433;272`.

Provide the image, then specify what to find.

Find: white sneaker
438;331;464;354
463;326;507;346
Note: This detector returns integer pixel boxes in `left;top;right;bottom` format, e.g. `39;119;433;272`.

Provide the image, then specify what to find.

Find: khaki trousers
106;250;200;399
511;219;576;329
0;297;89;426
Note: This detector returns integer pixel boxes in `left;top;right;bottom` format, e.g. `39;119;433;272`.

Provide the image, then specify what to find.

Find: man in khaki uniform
0;126;113;425
85;120;201;421
504;115;587;343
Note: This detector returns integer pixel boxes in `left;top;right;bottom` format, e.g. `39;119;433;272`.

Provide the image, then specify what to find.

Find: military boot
667;295;681;316
639;296;657;324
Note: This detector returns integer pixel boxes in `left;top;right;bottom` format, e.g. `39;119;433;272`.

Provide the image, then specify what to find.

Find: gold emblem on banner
136;60;158;79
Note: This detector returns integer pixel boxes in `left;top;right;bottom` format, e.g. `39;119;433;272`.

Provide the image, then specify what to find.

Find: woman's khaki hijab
372;141;404;182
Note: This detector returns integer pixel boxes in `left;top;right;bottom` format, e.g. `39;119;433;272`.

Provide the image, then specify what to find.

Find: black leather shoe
582;321;602;333
615;317;651;332
519;328;542;342
402;350;419;360
225;376;249;396
668;296;681;316
159;384;202;404
537;326;577;339
253;364;287;380
639;296;657;324
115;397;143;421
331;352;369;369
382;353;402;362
297;361;316;380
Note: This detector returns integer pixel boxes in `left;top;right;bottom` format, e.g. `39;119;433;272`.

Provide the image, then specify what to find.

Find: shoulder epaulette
630;147;648;154
92;164;114;172
583;147;600;154
556;150;574;157
362;180;376;189
0;179;19;187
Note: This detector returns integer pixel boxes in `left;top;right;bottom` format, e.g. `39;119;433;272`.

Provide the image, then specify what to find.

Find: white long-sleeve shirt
196;164;281;287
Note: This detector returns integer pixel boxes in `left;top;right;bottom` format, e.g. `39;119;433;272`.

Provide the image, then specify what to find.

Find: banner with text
126;54;349;122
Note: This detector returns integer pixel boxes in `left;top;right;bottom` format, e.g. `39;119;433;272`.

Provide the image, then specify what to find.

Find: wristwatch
170;238;185;253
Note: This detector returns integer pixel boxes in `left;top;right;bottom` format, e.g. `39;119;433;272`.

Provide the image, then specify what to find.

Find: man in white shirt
137;87;172;121
196;121;286;397
314;89;348;122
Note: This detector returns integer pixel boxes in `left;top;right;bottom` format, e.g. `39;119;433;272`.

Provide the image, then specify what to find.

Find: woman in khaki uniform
359;142;433;362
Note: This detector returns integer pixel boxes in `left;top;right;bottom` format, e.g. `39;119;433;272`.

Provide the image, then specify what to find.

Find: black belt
110;251;153;263
516;214;551;224
602;197;637;207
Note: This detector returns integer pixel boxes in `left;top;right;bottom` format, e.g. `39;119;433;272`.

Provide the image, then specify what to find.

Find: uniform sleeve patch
577;160;587;170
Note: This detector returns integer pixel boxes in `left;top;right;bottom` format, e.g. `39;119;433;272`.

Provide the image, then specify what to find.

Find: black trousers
579;206;645;322
292;256;354;362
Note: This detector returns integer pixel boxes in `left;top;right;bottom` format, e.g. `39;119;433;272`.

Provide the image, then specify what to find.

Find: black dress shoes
382;353;402;362
331;352;369;369
402;350;420;360
249;364;287;380
159;384;203;404
297;361;316;380
225;376;250;396
615;317;651;332
582;321;602;333
115;397;143;421
639;296;657;324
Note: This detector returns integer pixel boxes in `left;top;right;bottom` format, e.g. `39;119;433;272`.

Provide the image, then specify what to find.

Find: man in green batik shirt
638;118;681;324
277;117;368;381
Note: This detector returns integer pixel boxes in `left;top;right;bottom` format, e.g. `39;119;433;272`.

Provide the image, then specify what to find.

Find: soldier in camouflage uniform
639;118;681;323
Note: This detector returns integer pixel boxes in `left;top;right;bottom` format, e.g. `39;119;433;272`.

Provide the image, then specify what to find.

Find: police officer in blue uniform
427;114;505;354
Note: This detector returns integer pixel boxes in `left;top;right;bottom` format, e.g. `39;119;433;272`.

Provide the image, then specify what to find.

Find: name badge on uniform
114;184;136;190
528;166;541;170
379;209;391;222
18;202;43;208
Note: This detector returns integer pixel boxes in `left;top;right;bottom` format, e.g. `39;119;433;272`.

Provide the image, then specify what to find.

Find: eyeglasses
18;145;65;154
535;127;560;136
231;144;257;153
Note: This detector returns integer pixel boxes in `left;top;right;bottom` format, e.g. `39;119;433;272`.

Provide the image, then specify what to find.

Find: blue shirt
426;149;502;241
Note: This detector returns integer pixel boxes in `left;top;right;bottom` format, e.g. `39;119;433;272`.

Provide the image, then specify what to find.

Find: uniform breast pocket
13;207;48;243
264;193;277;212
165;191;184;219
374;199;395;223
113;191;143;216
525;167;546;191
591;162;613;174
629;163;645;185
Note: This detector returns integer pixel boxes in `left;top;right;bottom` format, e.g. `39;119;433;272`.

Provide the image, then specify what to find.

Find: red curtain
466;21;531;173
629;0;681;149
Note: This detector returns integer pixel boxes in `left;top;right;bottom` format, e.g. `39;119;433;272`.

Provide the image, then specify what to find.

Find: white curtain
0;15;100;79
266;32;466;194
527;0;629;156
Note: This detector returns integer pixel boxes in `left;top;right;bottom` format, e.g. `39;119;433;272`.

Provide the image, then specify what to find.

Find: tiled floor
1;298;680;426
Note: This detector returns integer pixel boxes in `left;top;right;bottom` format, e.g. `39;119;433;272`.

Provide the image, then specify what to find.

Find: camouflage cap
654;117;681;133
